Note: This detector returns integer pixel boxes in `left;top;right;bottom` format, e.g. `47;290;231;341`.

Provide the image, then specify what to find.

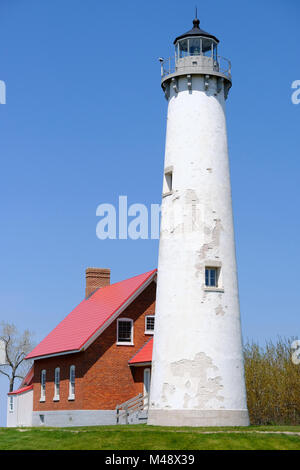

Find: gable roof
128;337;153;365
26;269;157;360
8;385;33;396
7;365;34;396
19;366;34;388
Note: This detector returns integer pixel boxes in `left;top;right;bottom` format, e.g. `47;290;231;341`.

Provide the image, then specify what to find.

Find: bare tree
0;322;35;392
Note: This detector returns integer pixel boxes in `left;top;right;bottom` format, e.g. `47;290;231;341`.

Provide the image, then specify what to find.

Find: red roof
129;337;153;365
19;366;34;388
26;269;156;360
8;385;33;396
7;366;34;396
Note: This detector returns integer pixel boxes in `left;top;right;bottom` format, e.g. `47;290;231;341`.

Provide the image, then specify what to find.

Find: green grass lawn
0;425;299;450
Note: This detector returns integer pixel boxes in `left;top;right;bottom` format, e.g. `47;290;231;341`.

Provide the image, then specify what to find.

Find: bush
244;337;300;425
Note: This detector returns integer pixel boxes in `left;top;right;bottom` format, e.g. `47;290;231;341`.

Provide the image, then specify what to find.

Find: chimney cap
85;267;111;273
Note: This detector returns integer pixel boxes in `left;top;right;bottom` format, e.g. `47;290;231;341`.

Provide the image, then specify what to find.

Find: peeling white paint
149;73;249;426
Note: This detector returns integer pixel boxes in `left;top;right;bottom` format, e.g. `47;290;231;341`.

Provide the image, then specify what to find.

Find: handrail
118;393;143;408
161;55;231;79
116;393;149;424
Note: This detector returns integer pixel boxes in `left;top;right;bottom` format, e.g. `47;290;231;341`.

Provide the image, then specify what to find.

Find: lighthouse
148;16;249;427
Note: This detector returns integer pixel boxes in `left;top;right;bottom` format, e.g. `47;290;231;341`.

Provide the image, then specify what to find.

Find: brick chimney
85;268;110;298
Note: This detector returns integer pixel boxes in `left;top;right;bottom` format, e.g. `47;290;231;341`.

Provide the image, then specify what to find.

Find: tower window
205;267;218;287
117;319;133;345
165;172;172;191
163;167;173;196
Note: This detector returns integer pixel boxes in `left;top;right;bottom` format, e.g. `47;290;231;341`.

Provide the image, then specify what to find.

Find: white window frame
163;166;173;197
117;318;134;346
40;369;46;402
9;396;14;413
68;365;75;401
53;367;60;401
145;315;155;335
143;368;151;397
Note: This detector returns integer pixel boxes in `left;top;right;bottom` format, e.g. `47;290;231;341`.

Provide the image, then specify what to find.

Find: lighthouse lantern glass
178;39;188;58
202;37;213;56
176;37;217;60
189;38;201;55
213;43;218;62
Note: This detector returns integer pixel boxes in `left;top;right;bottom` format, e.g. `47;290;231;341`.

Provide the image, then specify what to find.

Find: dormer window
117;319;133;345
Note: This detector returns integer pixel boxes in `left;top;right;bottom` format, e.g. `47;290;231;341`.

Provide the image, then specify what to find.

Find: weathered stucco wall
148;74;249;426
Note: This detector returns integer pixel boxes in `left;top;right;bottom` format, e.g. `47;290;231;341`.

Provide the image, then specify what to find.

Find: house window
205;267;218;287
117;319;133;345
54;367;60;401
145;315;155;334
40;369;46;402
144;368;151;397
69;365;75;400
9;396;14;412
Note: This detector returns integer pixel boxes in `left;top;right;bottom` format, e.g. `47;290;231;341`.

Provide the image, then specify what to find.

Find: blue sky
0;0;299;425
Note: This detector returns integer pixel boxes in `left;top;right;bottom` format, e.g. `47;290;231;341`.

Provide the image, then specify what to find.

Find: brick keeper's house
7;268;156;427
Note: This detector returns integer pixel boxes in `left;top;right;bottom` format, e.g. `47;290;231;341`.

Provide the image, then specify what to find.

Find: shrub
244;337;300;425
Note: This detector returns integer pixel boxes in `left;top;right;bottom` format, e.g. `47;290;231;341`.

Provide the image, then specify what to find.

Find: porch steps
116;393;149;424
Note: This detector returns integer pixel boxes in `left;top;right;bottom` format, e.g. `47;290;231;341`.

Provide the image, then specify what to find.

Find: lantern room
174;18;219;62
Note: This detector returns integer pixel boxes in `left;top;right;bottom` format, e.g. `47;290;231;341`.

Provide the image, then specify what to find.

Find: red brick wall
33;281;155;411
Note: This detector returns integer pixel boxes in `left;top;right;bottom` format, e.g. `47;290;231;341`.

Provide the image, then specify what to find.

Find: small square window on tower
163;166;173;196
205;267;218;287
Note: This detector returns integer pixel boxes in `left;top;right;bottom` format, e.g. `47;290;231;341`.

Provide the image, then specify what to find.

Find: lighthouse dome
173;18;219;44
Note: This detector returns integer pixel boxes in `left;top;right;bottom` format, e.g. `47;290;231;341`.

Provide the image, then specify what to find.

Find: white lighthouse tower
148;16;249;427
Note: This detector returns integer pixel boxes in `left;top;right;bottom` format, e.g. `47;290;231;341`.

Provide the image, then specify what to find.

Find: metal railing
161;56;231;79
116;393;149;424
